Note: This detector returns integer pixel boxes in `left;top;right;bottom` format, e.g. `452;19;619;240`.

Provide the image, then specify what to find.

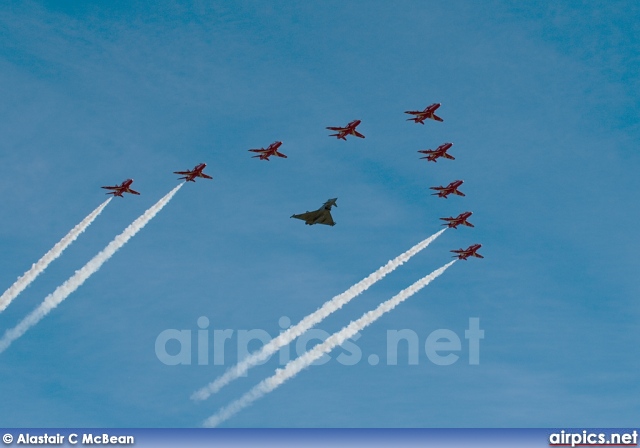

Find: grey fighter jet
291;198;338;226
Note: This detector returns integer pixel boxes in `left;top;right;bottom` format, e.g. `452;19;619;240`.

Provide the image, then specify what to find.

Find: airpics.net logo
154;317;484;367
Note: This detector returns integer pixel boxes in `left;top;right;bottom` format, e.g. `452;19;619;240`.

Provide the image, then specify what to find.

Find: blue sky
0;0;638;427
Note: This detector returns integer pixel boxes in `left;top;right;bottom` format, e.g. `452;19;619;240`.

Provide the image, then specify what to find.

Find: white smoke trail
191;229;446;401
0;199;112;314
203;260;456;427
0;184;183;354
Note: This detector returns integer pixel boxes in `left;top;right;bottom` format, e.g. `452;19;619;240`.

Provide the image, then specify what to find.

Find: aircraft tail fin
324;198;338;208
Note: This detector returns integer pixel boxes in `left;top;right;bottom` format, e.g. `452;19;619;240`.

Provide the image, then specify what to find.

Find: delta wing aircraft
291;198;338;226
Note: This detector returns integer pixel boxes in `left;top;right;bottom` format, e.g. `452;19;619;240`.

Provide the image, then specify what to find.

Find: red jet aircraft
430;180;465;198
418;142;455;162
174;163;213;182
326;120;365;140
248;141;287;161
440;211;474;229
101;179;140;197
405;103;443;124
451;244;484;260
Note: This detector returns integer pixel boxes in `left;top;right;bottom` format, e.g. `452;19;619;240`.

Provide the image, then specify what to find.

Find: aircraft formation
406;103;482;260
100;102;482;260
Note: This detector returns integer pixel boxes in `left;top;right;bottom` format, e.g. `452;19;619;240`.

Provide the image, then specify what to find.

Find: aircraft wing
291;210;319;221
315;210;335;226
174;170;194;175
443;153;455;159
326;126;347;131
291;210;335;226
101;186;120;190
200;173;213;179
248;149;266;153
353;131;365;138
128;189;141;195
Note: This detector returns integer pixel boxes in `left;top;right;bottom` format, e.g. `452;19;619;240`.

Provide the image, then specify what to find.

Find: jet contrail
0;199;112;314
191;228;447;401
203;260;456;427
0;184;183;354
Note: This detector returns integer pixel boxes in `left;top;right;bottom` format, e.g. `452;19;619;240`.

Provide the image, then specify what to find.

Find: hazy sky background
0;0;638;427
